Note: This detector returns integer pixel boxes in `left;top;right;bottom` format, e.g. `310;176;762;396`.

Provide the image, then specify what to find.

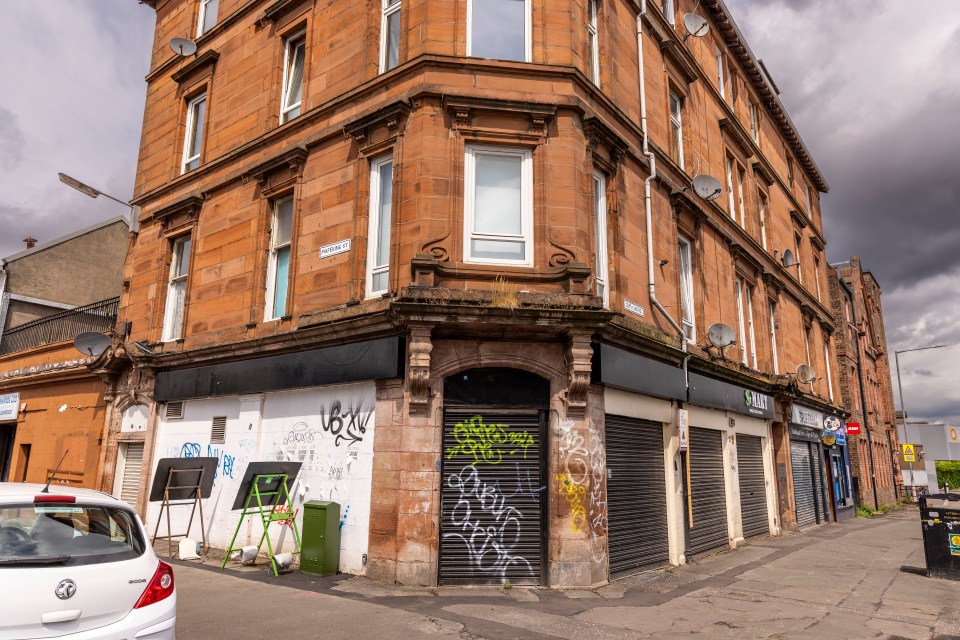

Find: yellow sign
949;426;959;445
822;434;836;446
902;444;916;462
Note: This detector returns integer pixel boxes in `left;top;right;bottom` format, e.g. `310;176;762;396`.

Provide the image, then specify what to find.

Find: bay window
464;145;533;266
468;0;530;62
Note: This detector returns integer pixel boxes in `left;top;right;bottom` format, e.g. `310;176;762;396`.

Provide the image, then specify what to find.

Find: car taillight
134;561;175;609
34;495;76;503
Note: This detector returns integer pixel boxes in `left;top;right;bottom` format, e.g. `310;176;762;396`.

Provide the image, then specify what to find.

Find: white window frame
746;283;757;369
181;93;206;174
162;236;191;342
196;0;219;37
280;31;306;124
463;145;534;267
805;184;813;218
735;277;747;365
678;235;695;342
736;166;746;228
716;49;726;100
749;101;759;142
265;196;294;321
587;0;600;86
758;191;768;250
379;0;402;73
466;0;532;62
768;301;779;374
662;0;675;26
814;255;822;302
794;233;803;284
725;156;736;218
803;328;812;365
366;155;394;298
824;339;834;401
670;91;685;169
593;171;609;307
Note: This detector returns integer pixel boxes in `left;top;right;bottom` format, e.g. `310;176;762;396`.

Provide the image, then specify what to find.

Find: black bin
919;493;960;581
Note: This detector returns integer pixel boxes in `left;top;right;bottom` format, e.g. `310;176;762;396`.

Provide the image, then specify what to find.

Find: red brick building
98;0;846;586
829;257;902;508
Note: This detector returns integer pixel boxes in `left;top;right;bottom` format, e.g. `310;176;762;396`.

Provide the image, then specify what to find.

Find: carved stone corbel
408;324;434;413
565;331;593;416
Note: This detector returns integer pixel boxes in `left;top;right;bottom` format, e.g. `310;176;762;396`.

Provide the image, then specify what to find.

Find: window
768;302;779;374
824;339;834;401
716;49;726;100
725;156;735;218
803;328;811;365
814;254;822;302
749;101;759;142
678;236;695;342
662;0;675;26
587;0;600;86
758;191;768;250
468;0;530;62
593;171;609;306
669;91;684;169
805;184;813;218
735;277;756;368
367;156;394;297
265;197;294;320
181;93;206;174
794;232;803;284
737;166;746;228
162;236;191;342
786;154;795;186
280;32;306;124
464;145;533;265
380;0;401;73
197;0;219;37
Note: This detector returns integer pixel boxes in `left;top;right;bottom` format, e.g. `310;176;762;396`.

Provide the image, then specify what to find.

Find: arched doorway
438;368;549;585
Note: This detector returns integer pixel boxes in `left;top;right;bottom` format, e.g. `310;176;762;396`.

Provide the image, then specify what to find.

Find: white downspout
637;1;689;381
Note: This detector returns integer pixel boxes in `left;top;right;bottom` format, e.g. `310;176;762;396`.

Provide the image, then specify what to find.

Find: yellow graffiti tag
556;473;588;532
445;415;535;466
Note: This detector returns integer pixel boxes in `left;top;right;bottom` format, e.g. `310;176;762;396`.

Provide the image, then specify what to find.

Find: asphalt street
171;507;960;639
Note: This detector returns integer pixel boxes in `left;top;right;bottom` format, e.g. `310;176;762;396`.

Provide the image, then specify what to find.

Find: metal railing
0;297;119;356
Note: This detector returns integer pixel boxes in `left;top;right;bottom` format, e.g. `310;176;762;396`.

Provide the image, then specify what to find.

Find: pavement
170;507;960;639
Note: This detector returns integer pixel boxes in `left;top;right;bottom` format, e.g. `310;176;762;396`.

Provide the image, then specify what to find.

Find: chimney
23;237;38;250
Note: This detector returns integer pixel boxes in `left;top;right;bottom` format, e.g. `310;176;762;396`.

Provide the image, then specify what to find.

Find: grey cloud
913;369;934;377
0;109;25;171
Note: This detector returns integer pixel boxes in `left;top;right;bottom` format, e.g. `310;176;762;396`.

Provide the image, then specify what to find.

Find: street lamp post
58;173;138;232
895;344;947;497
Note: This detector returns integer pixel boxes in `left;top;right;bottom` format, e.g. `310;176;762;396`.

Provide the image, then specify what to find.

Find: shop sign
789;424;820;443
688;373;775;419
822;433;836;446
823;416;845;445
678;408;688;452
0;392;19;421
791;404;824;429
846;422;861;435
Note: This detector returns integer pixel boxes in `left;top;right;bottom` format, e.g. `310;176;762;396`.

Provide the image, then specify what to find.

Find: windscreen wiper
0;555;71;565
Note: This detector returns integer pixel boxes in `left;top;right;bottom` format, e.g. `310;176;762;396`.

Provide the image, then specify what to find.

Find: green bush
936;461;960;490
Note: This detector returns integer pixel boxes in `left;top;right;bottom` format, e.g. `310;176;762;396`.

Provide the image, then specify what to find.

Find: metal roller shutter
605;415;669;576
439;409;544;585
736;435;769;538
812;445;829;523
791;441;817;529
120;442;144;506
688;427;729;555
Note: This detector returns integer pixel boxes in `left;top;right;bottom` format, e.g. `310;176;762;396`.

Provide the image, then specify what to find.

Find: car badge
55;579;77;600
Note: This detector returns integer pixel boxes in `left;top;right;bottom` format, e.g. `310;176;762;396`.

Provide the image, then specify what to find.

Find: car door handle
42;610;82;624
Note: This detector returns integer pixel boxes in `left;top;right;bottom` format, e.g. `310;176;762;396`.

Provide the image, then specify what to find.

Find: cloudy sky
0;1;957;425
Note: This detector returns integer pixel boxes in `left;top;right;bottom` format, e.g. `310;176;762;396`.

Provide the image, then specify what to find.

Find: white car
0;483;176;639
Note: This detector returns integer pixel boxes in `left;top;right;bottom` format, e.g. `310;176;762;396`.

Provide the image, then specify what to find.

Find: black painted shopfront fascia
605;415;670;576
439;368;549;586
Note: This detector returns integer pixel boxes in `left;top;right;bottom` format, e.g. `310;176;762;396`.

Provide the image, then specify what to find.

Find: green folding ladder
221;473;302;576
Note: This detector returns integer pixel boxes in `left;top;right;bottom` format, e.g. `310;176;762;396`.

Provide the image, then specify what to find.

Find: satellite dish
74;332;112;357
796;363;817;384
707;323;736;349
692;175;723;202
780;249;796;268
683;13;710;39
169;37;198;57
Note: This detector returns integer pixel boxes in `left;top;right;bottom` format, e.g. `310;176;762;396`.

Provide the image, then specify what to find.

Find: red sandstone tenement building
97;0;851;586
829;258;902;508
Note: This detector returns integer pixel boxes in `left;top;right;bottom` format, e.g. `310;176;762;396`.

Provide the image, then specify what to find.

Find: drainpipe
839;278;879;510
637;0;691;559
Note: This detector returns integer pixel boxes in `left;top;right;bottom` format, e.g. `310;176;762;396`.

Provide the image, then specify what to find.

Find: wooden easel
151;466;208;561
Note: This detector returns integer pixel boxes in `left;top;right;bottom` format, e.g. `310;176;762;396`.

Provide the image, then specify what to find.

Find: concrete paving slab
560;589;602;599
865;616;933;640
444;604;645;640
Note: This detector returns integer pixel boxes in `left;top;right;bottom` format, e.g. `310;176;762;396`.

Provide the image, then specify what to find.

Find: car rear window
0;503;146;567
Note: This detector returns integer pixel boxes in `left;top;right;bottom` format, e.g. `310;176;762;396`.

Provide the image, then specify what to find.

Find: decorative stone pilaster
407;324;434;414
564;331;593;417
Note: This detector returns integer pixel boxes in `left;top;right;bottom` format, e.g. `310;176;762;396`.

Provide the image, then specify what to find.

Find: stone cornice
170;50;220;85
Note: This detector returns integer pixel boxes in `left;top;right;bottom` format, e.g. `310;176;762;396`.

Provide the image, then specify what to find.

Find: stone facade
828;257;902;507
102;0;847;585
